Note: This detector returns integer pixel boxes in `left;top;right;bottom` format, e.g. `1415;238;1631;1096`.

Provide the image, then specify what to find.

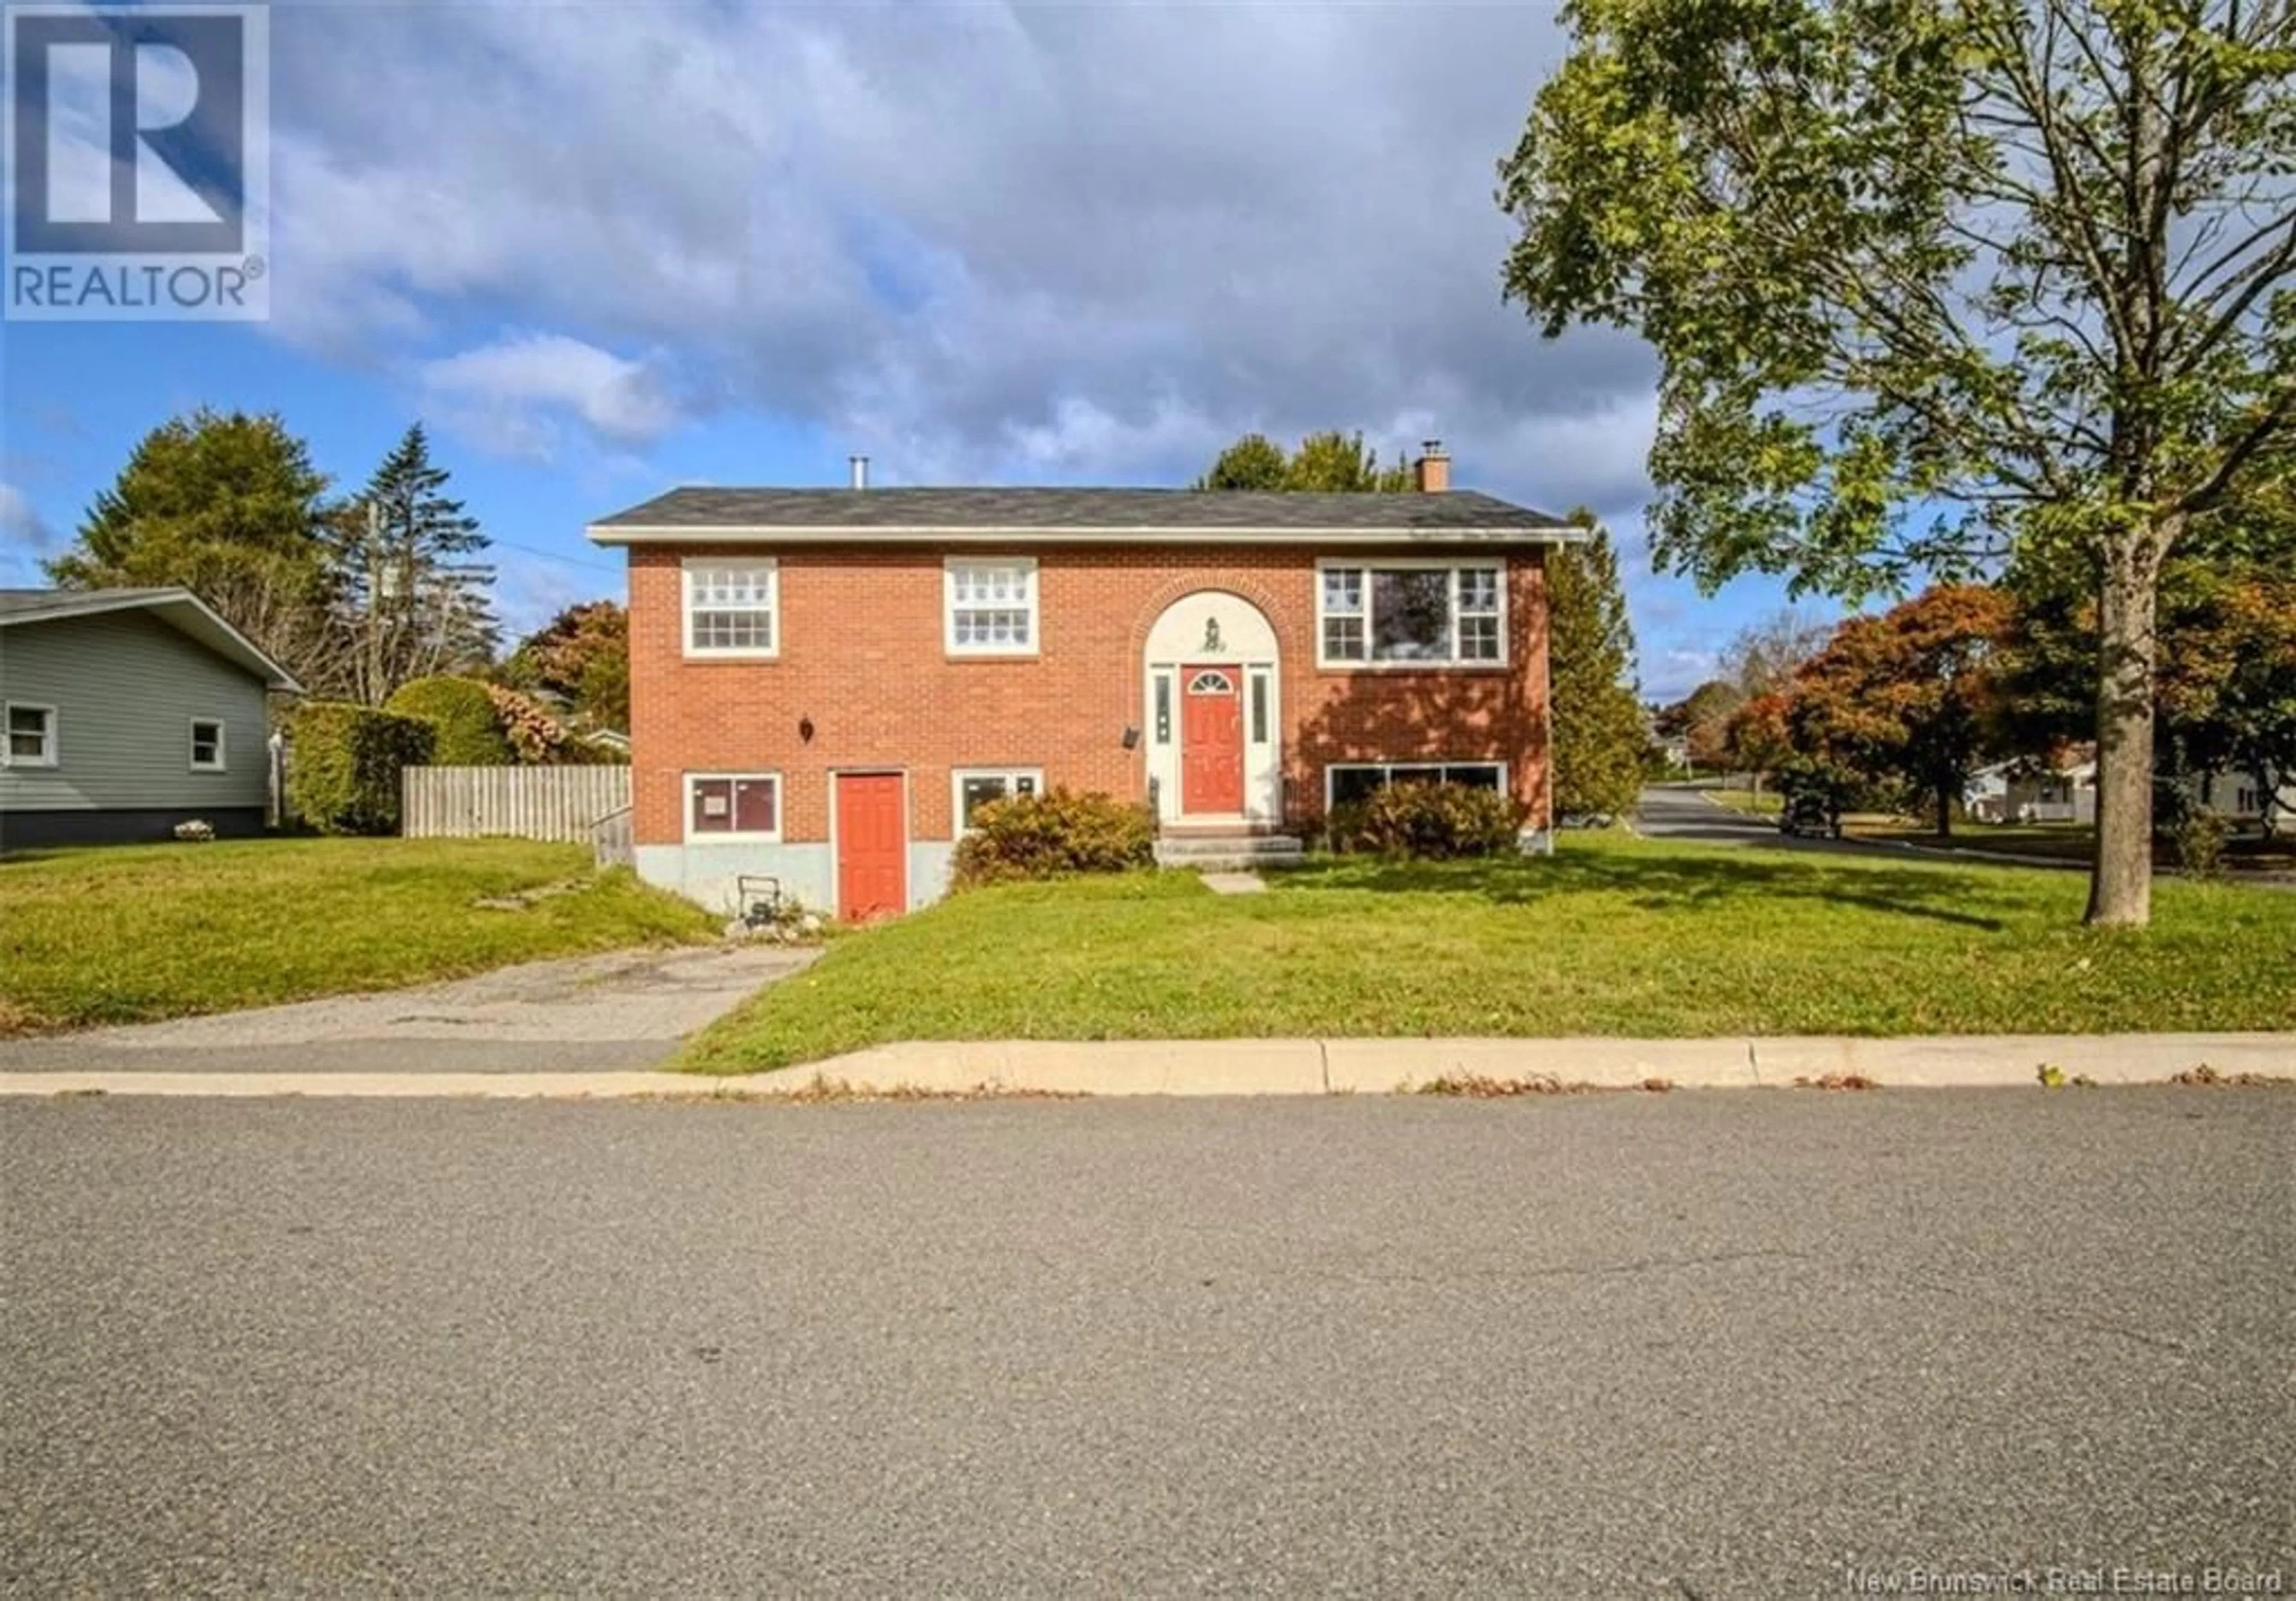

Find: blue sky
0;0;1820;701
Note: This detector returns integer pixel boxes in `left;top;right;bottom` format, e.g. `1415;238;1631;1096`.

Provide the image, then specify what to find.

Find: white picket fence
401;766;633;844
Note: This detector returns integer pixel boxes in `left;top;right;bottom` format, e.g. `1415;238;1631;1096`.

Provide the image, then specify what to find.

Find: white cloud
0;483;56;552
256;2;1655;497
417;333;680;461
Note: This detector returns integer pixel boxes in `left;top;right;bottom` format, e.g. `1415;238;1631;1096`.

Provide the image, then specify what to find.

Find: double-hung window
684;560;778;657
686;773;781;841
3;702;56;767
952;767;1043;831
190;718;225;771
1318;561;1505;667
945;558;1039;655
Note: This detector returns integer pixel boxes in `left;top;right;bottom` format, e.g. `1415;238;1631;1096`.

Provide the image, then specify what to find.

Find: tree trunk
1934;780;1951;841
2086;536;2163;927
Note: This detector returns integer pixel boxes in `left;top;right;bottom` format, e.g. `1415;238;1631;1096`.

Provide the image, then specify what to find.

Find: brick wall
627;542;1552;845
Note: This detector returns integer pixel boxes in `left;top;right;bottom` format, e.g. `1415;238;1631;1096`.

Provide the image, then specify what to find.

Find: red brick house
588;448;1581;917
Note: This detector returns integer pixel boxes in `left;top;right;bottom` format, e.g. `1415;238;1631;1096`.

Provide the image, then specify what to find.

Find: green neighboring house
0;588;302;849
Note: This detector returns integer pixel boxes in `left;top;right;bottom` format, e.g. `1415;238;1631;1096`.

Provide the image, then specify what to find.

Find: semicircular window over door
1187;670;1235;695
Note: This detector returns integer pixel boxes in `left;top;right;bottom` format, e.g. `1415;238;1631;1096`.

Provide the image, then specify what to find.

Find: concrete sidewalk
2;1032;2286;1098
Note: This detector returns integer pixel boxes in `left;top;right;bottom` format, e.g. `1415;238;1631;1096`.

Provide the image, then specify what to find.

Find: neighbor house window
686;773;781;841
3;703;56;768
945;558;1039;655
683;560;778;656
1326;762;1506;811
1318;561;1506;667
952;767;1043;831
190;718;225;771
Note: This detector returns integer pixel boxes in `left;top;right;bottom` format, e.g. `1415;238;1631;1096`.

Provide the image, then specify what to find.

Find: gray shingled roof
590;487;1574;536
0;586;182;621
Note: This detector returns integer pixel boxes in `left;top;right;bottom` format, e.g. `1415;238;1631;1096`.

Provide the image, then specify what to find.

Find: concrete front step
1154;833;1305;870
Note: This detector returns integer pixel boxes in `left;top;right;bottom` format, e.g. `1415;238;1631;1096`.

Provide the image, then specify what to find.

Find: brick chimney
1413;439;1449;493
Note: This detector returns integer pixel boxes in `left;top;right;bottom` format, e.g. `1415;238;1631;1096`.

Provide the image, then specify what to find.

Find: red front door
835;772;908;921
1180;663;1244;814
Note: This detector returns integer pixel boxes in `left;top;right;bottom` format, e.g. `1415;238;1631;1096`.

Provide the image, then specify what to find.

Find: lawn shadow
1272;842;2015;932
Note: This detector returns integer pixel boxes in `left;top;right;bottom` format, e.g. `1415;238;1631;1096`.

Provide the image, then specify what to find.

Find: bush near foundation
952;789;1155;887
1327;781;1523;860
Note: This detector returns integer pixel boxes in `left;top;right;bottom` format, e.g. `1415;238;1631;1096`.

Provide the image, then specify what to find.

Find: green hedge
952;789;1155;887
384;676;514;766
1327;781;1523;860
287;702;435;835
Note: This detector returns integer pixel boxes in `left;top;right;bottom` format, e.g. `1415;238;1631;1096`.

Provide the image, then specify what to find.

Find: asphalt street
1632;783;1894;858
4;1092;2289;1597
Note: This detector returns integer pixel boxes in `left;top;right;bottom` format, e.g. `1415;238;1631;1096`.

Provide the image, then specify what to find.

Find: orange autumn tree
1789;586;2015;840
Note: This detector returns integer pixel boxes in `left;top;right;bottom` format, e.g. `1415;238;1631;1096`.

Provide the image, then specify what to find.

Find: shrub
484;683;577;765
286;702;435;835
1326;781;1523;860
951;788;1155;887
384;676;514;766
2169;808;2228;879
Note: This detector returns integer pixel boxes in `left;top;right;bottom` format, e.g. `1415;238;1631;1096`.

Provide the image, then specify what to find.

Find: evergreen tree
47;408;337;686
1545;512;1647;818
330;423;500;703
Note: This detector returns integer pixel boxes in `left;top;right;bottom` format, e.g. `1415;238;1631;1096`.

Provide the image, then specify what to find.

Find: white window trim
2;701;58;769
943;556;1041;658
682;557;781;660
1315;556;1509;670
951;766;1046;834
189;717;227;772
683;771;784;843
1324;760;1510;813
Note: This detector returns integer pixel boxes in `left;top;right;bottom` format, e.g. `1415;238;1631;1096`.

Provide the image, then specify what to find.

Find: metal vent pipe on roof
849;455;869;490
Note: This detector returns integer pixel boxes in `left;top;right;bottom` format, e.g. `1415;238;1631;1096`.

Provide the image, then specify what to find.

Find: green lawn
0;838;717;1032
1702;787;1784;817
680;832;2296;1073
1858;821;2296;874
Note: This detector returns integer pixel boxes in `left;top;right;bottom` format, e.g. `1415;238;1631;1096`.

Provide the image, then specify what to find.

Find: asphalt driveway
3;1091;2288;1595
0;943;816;1074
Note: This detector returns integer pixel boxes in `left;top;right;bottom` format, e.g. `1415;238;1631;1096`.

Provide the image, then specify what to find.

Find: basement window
686;773;781;841
952;767;1043;832
1326;762;1506;811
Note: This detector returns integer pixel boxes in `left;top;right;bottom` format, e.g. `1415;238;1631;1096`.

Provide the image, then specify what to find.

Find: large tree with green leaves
1547;511;1648;817
46;408;337;685
328;423;499;704
1499;0;2295;925
1195;430;1416;492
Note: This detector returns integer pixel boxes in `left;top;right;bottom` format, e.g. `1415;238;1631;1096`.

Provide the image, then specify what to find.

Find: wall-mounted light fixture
798;715;816;743
1120;724;1141;750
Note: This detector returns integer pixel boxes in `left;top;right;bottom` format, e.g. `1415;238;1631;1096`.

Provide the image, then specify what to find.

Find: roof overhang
585;523;1589;549
0;589;304;692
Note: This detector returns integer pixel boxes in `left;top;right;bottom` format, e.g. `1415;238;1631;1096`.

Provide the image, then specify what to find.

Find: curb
5;1034;2288;1099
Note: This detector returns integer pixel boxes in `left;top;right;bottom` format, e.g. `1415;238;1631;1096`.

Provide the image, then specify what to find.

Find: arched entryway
1142;591;1280;825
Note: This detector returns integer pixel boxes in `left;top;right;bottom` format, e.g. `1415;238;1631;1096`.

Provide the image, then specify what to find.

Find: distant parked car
1556;812;1615;830
1778;792;1843;840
